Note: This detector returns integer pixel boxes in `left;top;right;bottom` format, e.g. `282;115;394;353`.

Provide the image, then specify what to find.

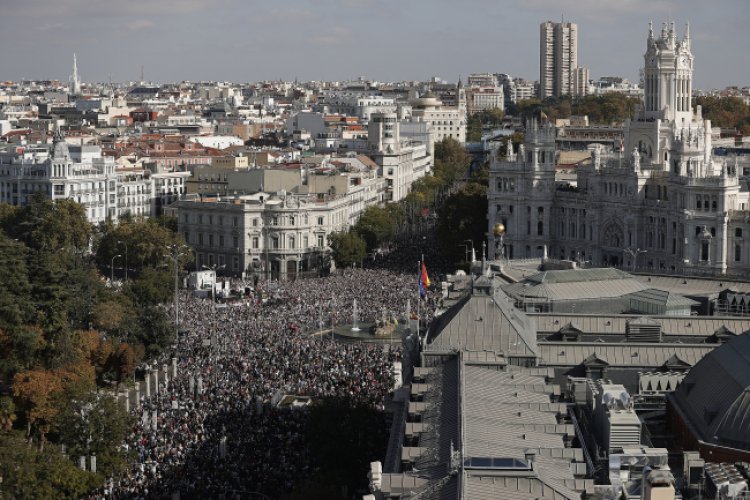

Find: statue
632;147;641;171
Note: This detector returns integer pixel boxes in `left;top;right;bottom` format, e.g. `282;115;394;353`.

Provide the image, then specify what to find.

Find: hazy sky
1;0;747;89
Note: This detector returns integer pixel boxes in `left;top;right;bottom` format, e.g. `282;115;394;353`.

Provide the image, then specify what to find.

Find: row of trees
0;193;189;496
513;93;639;124
694;96;750;134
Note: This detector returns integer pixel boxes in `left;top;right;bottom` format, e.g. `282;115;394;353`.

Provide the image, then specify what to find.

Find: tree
0;232;33;331
328;231;367;268
0;396;16;433
436;182;489;265
694;95;750;131
53;388;134;478
0;433;100;499
8;192;91;255
124;266;174;306
433;137;472;185
12;369;63;449
95;218;190;277
354;205;399;252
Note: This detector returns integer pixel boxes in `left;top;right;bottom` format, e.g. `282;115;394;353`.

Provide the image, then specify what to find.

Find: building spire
683;22;691;49
648;20;654;41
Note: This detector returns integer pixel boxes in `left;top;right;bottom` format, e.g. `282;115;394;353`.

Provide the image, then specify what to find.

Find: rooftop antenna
141;64;144;83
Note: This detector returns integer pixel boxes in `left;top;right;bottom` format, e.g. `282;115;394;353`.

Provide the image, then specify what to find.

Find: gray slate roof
669;332;750;450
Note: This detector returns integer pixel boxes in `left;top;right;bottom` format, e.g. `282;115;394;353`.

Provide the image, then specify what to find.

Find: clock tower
643;21;693;125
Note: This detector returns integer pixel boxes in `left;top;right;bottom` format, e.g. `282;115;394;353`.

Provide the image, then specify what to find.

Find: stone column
172;357;178;379
145;370;151;398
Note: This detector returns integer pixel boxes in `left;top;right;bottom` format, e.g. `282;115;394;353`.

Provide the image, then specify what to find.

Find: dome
411;93;442;109
670;331;750;451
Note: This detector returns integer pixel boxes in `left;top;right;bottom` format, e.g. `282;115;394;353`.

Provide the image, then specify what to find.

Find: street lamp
623;248;647;272
493;222;506;264
203;263;226;357
464;239;475;262
111;254;122;283
117;240;128;281
166;244;190;343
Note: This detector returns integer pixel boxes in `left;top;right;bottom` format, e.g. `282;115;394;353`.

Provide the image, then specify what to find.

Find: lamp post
623;247;647;272
464;238;475;262
493;222;506;265
166;244;190;344
111;254;122;283
117;240;128;281
203;263;226;356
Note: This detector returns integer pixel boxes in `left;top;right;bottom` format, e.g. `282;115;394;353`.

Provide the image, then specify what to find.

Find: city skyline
1;0;748;89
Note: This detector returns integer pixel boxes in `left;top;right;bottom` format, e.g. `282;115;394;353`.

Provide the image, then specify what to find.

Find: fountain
351;299;360;331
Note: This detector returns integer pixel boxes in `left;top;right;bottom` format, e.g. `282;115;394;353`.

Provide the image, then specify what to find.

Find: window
289;216;295;225
736;244;742;262
208;234;214;247
317;217;324;225
233;236;239;248
317;235;324;247
289;236;295;249
701;241;709;261
537;221;544;236
233;217;238;227
253;218;258;227
184;232;190;243
271;236;279;249
736;228;743;238
219;235;225;248
252;237;259;249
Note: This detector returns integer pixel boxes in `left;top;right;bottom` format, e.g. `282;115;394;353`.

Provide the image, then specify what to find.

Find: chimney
524;449;537;471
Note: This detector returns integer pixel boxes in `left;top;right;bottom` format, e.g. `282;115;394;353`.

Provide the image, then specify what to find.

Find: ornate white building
489;22;750;277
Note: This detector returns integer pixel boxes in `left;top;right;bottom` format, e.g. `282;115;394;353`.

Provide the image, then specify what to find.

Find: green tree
125;266;174;307
436;182;488;265
8;193;91;254
0;232;33;331
694;95;750;131
354;205;399;252
95;218;189;278
433;137;471;185
328;231;367;268
53;388;134;479
0;433;100;499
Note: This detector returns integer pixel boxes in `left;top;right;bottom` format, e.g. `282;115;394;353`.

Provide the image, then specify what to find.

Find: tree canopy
328;231;367;268
515;93;638;125
694;96;750;134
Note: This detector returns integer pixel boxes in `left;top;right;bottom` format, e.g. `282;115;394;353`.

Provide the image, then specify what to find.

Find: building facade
0;132;119;223
490;23;750;277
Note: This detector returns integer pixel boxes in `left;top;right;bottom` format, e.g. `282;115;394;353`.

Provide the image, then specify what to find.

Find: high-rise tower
539;21;578;99
71;53;81;95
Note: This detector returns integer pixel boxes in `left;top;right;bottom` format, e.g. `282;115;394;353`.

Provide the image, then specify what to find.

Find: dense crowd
110;267;439;498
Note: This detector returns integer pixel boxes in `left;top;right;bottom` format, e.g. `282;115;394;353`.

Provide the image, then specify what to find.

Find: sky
1;0;747;89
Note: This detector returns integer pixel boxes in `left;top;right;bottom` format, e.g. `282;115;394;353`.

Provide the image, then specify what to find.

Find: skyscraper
539;21;578;99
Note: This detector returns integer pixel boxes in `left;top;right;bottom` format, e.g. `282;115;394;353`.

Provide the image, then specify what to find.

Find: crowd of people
110;266;441;499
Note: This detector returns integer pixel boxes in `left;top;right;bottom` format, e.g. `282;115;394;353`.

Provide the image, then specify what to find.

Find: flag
421;261;431;288
419;260;430;299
